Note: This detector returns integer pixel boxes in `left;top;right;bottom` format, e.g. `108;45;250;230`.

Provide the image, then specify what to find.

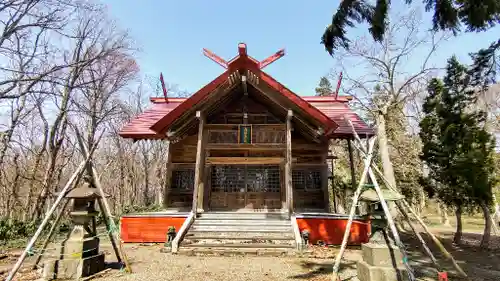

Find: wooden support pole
33;199;71;268
192;111;205;213
73;128;131;273
5;141;99;281
396;202;440;270
343;116;469;279
332;137;376;280
367;167;416;281
285;109;293;215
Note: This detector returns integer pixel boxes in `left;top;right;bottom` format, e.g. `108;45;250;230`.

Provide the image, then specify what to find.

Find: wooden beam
206;157;287;165
285;110;293;216
163;139;172;208
205;124;286;130
247;81;322;142
192;111;206;213
168;81;234;135
206;143;286;150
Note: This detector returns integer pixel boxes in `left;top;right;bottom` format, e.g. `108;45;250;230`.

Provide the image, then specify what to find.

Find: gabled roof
119;96;374;139
149;43;338;135
119;43;374;140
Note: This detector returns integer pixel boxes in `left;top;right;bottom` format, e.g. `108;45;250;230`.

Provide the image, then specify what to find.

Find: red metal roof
148;44;338;135
119;43;373;139
120;96;373;139
119;101;182;139
307;99;374;138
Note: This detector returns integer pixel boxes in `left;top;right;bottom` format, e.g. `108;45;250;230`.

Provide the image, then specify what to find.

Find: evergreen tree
315;76;333;96
321;1;500;55
420;56;497;247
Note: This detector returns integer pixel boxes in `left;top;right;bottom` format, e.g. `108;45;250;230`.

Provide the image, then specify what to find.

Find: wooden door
209;164;281;210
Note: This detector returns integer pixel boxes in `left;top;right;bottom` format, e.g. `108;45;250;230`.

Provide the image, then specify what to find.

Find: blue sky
101;0;500;96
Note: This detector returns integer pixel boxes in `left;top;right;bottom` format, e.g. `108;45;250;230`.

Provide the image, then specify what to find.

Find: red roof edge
149;95;353;104
259;71;338;134
149;71;229;133
303;96;353;103
149;97;187;103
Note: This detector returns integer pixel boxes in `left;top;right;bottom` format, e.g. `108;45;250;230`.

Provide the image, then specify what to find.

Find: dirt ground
2;221;500;281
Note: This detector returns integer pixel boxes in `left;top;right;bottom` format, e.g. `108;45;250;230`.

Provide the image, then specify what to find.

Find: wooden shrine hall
118;43;374;248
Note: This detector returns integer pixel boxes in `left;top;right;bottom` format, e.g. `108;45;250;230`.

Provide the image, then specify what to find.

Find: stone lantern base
357;243;409;281
43;252;105;280
43;226;106;280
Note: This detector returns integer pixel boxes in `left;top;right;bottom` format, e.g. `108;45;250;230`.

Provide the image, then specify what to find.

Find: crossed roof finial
202;43;285;70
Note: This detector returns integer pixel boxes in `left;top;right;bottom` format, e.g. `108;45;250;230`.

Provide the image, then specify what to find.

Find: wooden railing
206;124;285;144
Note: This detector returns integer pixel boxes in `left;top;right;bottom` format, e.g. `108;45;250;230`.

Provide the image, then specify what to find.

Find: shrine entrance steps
178;211;297;256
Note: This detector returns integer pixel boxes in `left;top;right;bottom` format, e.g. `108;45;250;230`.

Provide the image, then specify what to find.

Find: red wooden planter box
120;213;188;243
295;214;371;245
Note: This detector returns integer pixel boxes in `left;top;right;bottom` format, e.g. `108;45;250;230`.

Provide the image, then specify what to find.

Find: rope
29;224;121;258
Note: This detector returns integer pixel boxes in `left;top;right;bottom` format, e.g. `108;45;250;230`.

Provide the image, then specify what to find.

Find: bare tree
32;7;135;220
330;8;447;203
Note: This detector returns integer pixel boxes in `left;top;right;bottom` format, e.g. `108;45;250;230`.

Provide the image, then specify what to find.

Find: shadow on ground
288;260;357;280
401;230;500;281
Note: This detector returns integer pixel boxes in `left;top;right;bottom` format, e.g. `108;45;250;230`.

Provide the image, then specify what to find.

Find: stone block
362;243;404;267
357;260;409;281
62;237;100;258
43;253;105;280
42;259;57;280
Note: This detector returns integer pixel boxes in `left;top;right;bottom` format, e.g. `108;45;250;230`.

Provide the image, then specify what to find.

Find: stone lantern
43;177;106;280
356;186;409;281
359;187;404;245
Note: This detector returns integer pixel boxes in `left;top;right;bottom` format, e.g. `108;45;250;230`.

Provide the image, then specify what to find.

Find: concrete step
189;225;292;232
182;242;295;249
198;212;289;220
177;247;296;257
182;239;294;247
184;232;295;240
193;219;291;226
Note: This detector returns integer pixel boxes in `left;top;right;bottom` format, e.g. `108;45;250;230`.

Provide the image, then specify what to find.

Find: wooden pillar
163;139;172;208
197;144;209;211
192;111;206;213
347;139;357;189
321;158;330;212
285;110;293;215
347;138;358;213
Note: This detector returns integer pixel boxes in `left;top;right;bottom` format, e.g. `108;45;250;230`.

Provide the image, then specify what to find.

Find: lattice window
292;168;322;191
210;165;280;193
171;167;195;191
208;131;238;143
252;130;285;143
246;165;280;193
211;165;245;192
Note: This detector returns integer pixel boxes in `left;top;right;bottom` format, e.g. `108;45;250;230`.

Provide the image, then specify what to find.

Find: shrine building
118;43;373;251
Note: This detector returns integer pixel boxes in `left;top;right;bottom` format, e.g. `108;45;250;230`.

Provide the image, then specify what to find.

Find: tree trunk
480;201;492;249
453;205;463;244
375;113;397;189
440;203;451;226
